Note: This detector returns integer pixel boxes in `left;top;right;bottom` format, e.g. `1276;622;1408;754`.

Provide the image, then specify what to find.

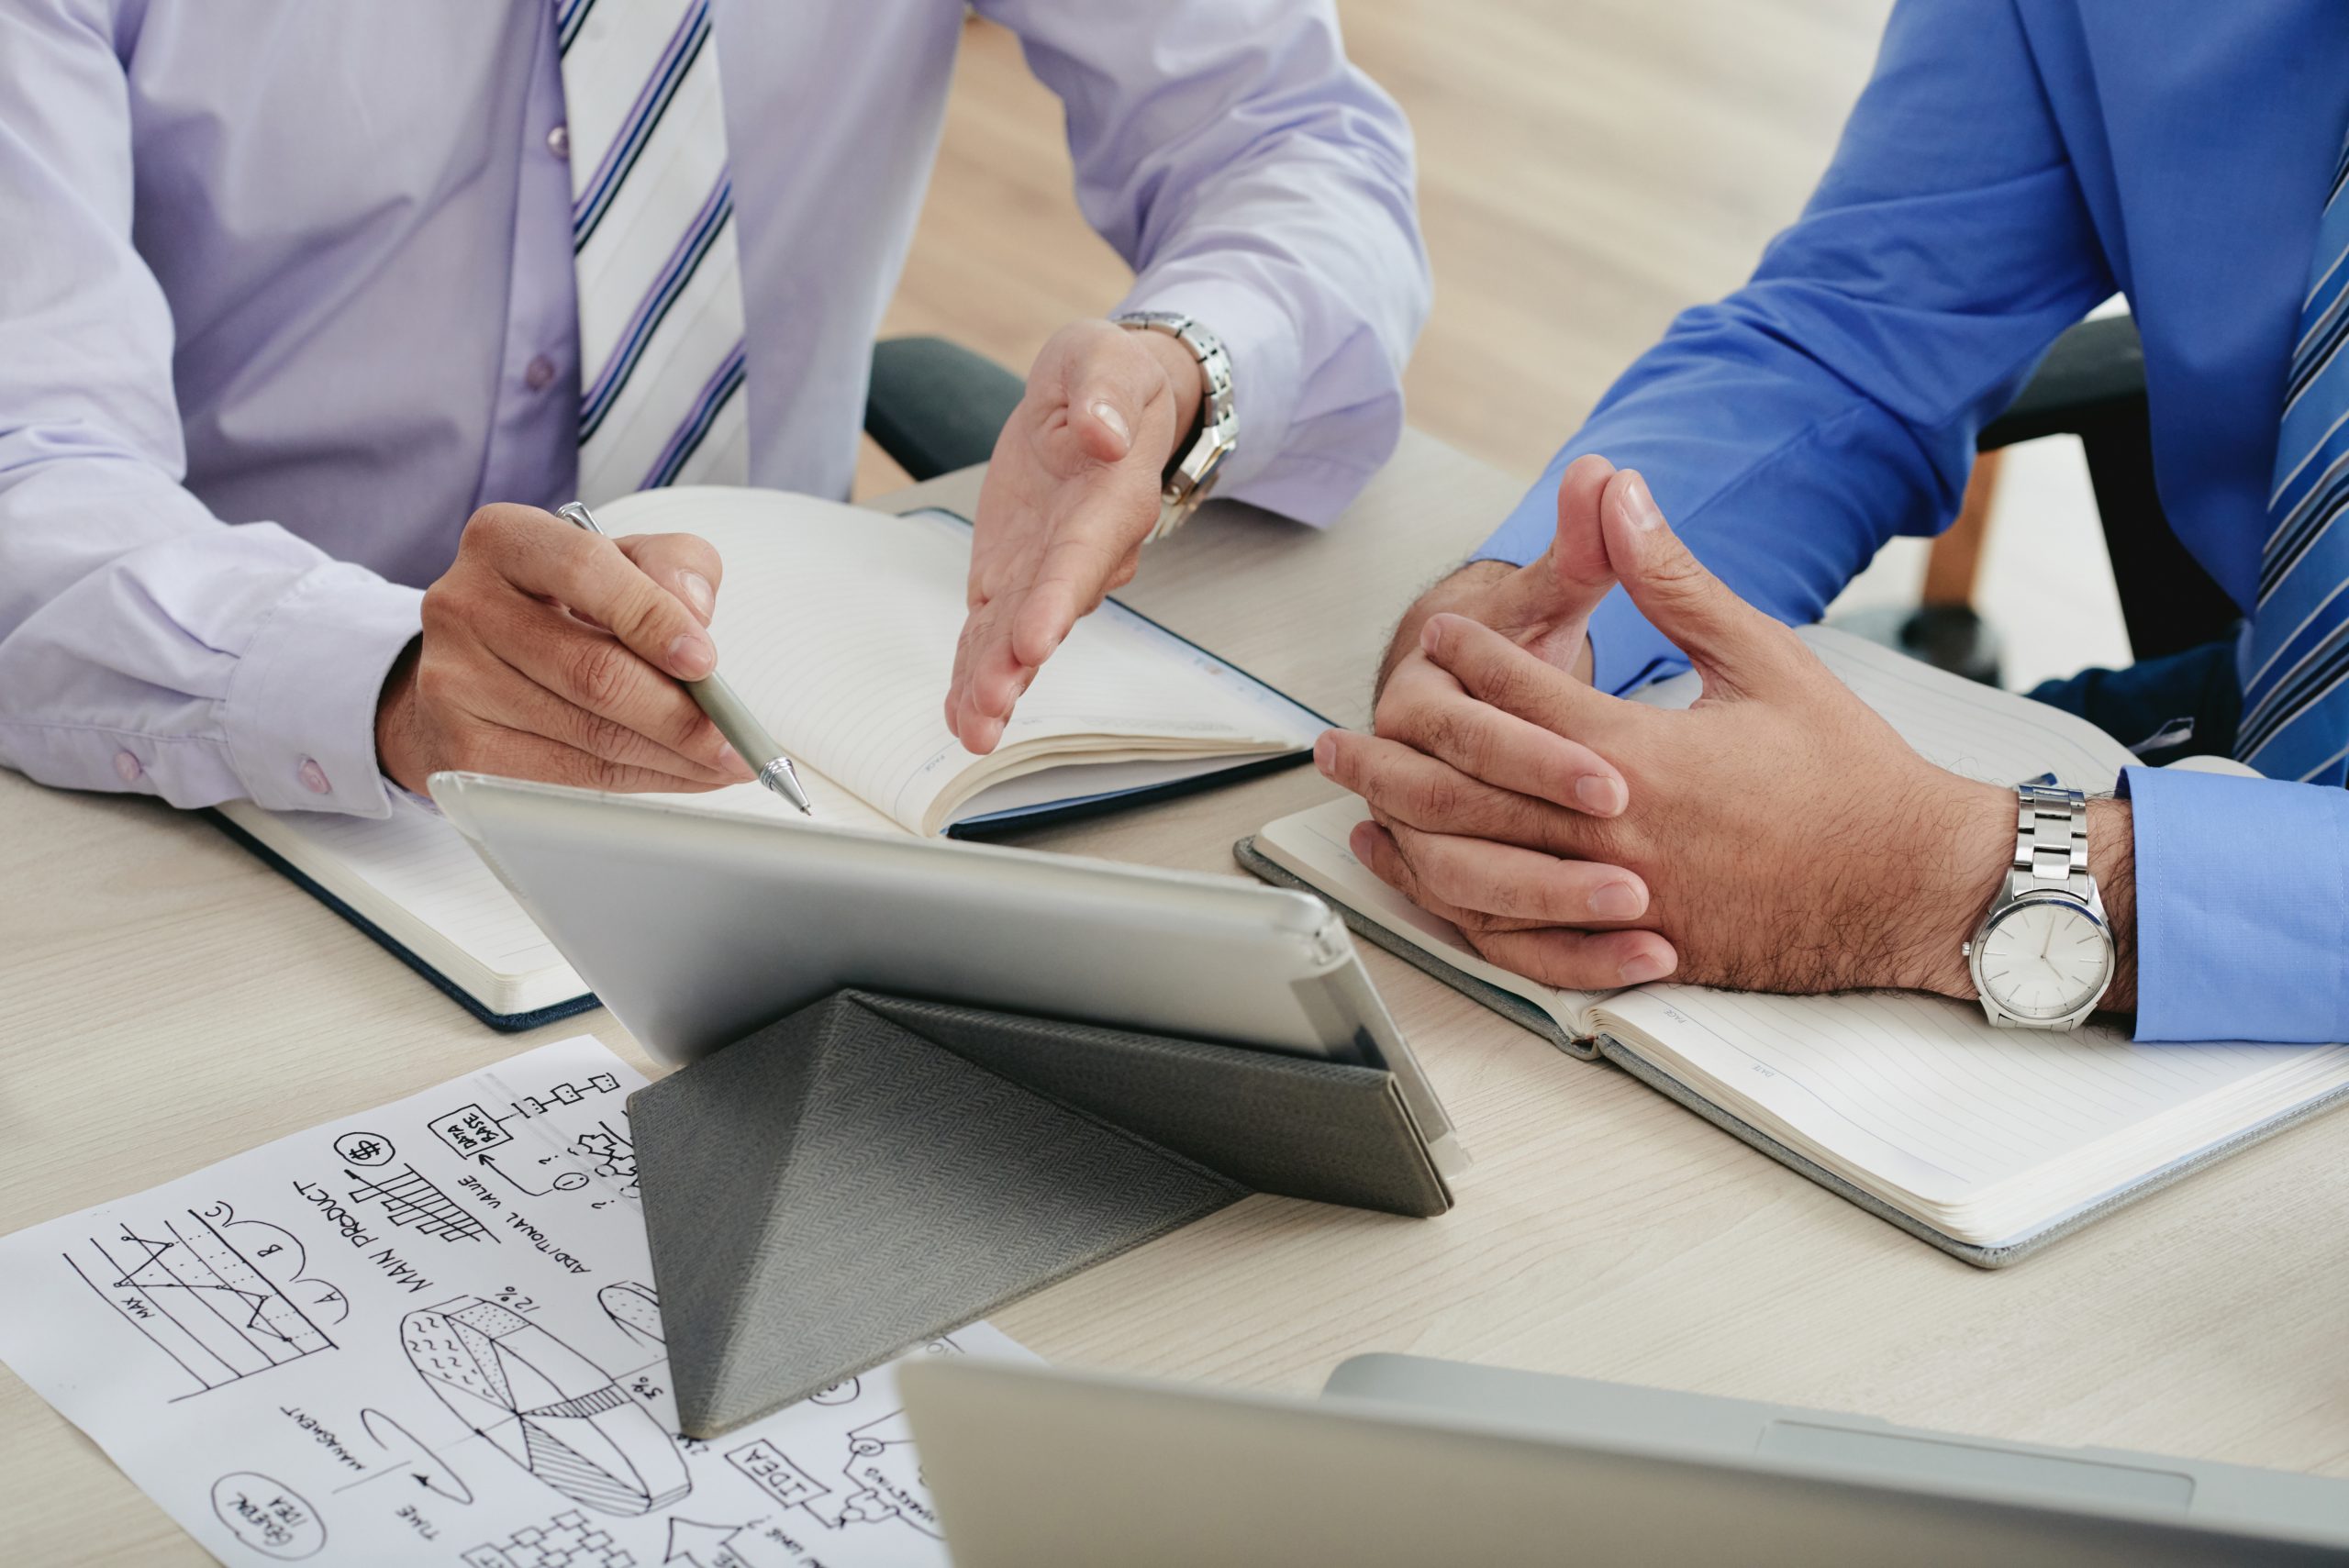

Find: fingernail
1091;400;1130;447
1588;881;1644;919
1618;950;1673;985
677;569;715;620
1314;732;1337;773
1622;473;1664;532
722;747;755;782
1419;616;1442;653
667;632;715;679
1574;773;1627;815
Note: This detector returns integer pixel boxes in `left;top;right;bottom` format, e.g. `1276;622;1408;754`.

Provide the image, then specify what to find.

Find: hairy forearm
1377;562;1511;695
2086;798;2138;1013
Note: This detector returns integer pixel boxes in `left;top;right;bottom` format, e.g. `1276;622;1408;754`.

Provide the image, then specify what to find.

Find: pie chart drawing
400;1297;689;1517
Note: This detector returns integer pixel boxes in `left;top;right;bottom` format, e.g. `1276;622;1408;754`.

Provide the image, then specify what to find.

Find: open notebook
214;489;1325;1028
1239;627;2349;1266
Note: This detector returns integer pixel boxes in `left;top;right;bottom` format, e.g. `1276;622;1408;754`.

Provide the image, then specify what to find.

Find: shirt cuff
221;562;423;817
2121;764;2349;1043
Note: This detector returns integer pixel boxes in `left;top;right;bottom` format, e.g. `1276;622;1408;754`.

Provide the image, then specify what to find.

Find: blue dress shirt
1475;0;2349;1044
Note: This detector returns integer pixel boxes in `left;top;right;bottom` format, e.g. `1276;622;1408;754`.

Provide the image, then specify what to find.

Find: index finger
464;506;715;681
1420;612;1628;742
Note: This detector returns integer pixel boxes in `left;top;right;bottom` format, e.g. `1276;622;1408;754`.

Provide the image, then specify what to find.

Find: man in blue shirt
1313;1;2349;1045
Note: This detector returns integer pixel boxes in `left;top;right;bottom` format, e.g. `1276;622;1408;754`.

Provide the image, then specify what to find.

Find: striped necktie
558;0;750;506
2239;131;2349;784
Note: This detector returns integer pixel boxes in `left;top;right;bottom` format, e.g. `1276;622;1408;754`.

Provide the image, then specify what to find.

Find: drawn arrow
475;1152;588;1197
664;1518;785;1568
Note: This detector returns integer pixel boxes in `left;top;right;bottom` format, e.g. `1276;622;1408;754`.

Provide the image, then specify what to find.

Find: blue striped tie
2239;131;2349;784
557;0;750;506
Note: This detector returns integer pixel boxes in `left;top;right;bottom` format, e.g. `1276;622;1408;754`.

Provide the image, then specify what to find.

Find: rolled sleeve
2122;764;2349;1043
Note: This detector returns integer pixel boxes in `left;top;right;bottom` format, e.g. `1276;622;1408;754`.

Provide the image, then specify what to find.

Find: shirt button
298;758;332;795
113;750;143;784
524;355;557;392
547;123;570;160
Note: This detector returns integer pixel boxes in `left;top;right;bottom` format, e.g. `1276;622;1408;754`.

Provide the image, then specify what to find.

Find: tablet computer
431;773;1463;1173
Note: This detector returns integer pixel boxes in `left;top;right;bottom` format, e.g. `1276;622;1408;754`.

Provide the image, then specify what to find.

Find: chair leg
1922;448;2003;608
1829;450;2006;685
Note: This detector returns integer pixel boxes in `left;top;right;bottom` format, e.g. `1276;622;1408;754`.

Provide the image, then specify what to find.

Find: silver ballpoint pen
556;501;814;816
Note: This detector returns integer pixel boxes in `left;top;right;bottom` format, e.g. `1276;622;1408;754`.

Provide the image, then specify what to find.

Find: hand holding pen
372;500;809;813
559;502;813;813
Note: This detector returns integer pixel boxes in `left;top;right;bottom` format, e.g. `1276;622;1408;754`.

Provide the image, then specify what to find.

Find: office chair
863;336;1029;483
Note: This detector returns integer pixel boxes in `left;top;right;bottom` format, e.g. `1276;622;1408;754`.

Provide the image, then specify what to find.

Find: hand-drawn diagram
333;1130;396;1167
477;1152;594;1199
461;1508;636;1568
598;1283;664;1347
345;1164;498;1244
429;1073;625;1161
61;1204;342;1399
664;1516;792;1567
806;1377;859;1407
568;1120;640;1199
403;1296;690;1517
210;1471;327;1560
722;1338;963;1540
329;1407;475;1505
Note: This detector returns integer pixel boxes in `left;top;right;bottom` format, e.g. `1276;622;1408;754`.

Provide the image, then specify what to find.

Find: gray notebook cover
1235;835;2349;1270
631;988;1450;1436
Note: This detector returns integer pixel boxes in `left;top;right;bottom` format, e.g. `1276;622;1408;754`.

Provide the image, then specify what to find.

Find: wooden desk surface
5;430;2345;1563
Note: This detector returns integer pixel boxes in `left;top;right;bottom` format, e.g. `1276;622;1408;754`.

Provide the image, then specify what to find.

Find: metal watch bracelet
1113;311;1237;541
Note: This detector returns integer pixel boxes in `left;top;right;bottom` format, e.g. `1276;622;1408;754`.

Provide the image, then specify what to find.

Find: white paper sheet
0;1037;1036;1567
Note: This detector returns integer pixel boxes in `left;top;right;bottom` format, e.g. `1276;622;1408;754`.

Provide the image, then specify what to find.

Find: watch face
1977;898;2113;1021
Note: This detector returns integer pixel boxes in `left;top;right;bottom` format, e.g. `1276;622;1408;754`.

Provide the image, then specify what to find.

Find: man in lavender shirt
0;3;1426;817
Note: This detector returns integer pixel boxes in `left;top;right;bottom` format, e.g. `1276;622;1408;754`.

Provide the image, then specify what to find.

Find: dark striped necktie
557;0;750;506
2240;131;2349;784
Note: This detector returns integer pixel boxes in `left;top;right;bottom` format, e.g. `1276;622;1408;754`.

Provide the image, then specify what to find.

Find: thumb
1065;332;1158;465
1601;470;1791;692
1484;453;1620;647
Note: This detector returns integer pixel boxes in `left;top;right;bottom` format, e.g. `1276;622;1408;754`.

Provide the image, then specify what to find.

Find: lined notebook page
605;490;1321;834
216;796;576;1010
1796;626;2136;787
1598;985;2349;1220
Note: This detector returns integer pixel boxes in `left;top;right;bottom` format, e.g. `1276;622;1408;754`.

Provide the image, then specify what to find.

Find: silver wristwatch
1963;784;2117;1030
1113;310;1237;541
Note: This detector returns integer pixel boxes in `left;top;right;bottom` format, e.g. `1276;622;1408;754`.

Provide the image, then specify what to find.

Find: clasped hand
1317;456;2014;999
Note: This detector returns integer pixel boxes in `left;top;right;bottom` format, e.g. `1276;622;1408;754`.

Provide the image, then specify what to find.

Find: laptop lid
898;1359;2343;1567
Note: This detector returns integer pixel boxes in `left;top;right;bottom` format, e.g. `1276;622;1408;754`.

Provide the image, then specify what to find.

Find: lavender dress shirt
0;0;1427;817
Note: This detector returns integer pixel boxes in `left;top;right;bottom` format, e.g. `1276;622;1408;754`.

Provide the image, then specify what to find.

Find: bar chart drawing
64;1207;340;1400
343;1164;497;1245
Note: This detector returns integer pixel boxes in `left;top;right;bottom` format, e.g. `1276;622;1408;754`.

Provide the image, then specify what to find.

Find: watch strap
2011;783;2092;901
1114;311;1237;541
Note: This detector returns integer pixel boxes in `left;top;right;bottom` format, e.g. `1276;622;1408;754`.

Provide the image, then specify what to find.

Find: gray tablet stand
629;989;1451;1437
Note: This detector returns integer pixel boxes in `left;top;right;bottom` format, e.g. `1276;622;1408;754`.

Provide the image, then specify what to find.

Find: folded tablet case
1235;836;2349;1270
629;988;1452;1437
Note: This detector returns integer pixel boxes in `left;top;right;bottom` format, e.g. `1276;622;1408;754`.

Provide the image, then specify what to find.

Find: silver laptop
898;1356;2349;1566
